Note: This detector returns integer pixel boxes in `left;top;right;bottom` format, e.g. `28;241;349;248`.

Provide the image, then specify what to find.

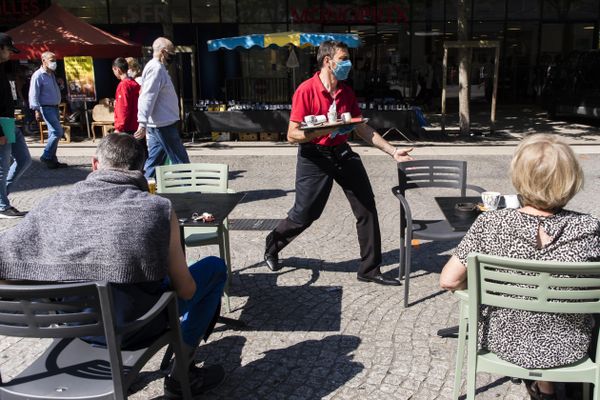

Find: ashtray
454;202;477;213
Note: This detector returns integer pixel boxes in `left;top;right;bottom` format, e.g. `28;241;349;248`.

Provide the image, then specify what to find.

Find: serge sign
64;56;97;102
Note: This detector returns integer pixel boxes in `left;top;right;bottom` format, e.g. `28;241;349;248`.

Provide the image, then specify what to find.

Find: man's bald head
152;37;174;57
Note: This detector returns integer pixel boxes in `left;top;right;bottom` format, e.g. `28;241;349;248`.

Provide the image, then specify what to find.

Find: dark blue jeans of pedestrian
0;128;32;210
40;105;63;162
144;122;190;178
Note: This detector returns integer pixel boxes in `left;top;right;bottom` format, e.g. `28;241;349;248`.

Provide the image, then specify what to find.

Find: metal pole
442;46;448;133
491;45;500;132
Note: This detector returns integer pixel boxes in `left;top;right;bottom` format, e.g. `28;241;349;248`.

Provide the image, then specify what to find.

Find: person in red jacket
112;57;140;134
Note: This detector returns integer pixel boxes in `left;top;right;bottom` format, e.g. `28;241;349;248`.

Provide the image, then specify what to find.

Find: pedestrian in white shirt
134;37;189;178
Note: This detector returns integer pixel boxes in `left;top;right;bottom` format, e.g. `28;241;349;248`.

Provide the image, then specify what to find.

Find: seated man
0;133;227;398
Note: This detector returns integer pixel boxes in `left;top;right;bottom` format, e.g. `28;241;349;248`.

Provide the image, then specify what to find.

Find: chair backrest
397;160;467;197
467;254;600;315
156;163;229;194
92;102;114;122
0;282;108;339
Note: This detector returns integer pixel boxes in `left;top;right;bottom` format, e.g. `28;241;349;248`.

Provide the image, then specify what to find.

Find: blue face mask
332;59;352;81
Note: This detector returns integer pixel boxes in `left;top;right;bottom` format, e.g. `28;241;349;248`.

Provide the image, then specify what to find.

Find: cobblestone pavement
1;148;599;399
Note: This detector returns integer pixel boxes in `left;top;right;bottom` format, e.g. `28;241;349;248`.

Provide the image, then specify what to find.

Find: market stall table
188;109;423;140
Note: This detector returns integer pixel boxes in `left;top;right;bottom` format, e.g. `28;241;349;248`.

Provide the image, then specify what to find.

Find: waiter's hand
392;147;414;163
35;110;42;122
0;136;6;146
134;126;146;139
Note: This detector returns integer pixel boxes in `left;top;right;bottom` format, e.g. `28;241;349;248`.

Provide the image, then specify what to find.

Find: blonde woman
126;57;143;86
440;134;600;400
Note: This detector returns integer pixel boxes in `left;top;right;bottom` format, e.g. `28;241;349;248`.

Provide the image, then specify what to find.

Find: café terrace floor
1;105;600;399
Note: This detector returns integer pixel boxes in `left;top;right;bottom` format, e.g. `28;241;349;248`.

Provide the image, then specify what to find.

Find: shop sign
291;5;409;24
0;0;46;24
64;56;97;102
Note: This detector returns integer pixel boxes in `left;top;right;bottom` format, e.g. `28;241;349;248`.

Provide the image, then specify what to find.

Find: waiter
264;40;413;285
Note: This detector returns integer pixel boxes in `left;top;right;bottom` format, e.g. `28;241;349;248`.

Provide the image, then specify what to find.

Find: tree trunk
457;0;470;136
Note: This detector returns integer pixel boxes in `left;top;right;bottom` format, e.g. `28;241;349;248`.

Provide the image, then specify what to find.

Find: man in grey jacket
134;37;189;178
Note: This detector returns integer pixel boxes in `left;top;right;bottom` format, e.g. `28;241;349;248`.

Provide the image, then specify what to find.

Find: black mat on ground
229;218;281;230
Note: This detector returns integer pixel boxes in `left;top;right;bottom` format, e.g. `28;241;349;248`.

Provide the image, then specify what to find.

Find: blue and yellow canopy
207;32;360;52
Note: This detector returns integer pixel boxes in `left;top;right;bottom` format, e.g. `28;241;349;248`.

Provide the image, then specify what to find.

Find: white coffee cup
341;112;352;123
314;115;327;124
304;115;317;126
503;194;520;209
481;191;501;211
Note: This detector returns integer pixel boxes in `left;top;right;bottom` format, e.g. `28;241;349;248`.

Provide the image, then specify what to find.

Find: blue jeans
178;256;227;346
144;122;190;178
0;128;32;210
40;106;63;161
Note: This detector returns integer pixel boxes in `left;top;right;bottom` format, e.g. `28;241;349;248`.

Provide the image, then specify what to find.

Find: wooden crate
211;132;231;142
260;132;279;141
238;132;259;141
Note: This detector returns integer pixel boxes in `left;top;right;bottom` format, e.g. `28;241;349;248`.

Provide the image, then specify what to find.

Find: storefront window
543;0;598;20
411;0;444;21
237;0;286;23
171;0;192;23
504;22;540;100
374;23;410;99
473;0;506;20
192;0;220;23
507;0;541;19
446;0;472;20
411;22;444;98
221;0;238;23
111;0;172;24
54;0;108;24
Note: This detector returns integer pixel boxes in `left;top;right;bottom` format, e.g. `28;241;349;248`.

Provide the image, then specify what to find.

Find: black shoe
40;157;68;169
357;274;401;286
264;252;281;271
0;207;27;219
164;364;225;399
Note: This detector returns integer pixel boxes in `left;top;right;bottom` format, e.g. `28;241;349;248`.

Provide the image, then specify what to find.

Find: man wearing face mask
264;40;414;285
29;51;67;169
134;37;189;178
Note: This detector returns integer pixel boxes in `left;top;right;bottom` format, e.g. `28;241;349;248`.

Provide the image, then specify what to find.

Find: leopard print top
454;208;600;369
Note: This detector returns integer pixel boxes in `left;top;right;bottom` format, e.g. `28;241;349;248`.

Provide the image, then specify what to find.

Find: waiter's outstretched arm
354;123;414;162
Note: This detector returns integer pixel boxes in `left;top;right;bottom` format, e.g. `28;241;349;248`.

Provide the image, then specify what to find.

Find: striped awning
207;32;360;51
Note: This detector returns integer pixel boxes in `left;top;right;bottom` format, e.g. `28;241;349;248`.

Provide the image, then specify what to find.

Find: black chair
391;160;485;307
0;281;192;400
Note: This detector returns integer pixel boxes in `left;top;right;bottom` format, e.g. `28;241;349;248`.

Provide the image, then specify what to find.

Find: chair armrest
466;184;486;194
391;186;414;242
453;290;468;302
118;291;176;335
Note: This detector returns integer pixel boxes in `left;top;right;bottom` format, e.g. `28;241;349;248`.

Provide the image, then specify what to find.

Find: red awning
6;4;142;60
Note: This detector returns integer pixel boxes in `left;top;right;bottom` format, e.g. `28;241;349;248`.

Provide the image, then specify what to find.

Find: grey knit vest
0;169;172;283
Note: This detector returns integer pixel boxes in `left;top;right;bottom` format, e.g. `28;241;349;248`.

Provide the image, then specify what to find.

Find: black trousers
266;142;382;276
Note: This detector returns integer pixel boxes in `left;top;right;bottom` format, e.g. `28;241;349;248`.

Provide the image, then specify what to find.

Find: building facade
2;0;599;105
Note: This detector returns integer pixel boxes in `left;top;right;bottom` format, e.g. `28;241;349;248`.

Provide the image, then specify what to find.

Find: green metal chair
453;254;600;399
156;163;233;313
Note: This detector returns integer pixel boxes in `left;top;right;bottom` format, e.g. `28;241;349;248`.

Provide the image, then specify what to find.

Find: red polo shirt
290;72;362;146
114;78;140;133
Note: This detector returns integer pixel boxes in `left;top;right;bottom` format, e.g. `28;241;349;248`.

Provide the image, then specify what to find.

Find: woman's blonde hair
125;57;141;77
510;134;583;211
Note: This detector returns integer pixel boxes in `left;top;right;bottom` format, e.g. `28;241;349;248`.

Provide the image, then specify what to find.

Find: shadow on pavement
230;272;342;332
136;334;363;400
8;160;90;194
